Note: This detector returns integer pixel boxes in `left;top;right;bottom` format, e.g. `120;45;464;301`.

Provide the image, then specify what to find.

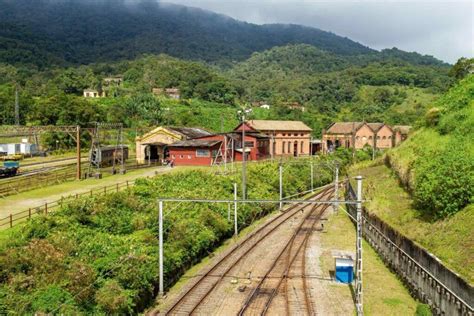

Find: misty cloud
167;0;473;63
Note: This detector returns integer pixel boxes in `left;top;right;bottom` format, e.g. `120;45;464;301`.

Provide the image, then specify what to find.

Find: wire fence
0;176;155;229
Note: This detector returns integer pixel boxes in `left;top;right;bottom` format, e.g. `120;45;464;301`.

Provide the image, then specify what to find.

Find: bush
95;280;135;315
415;303;432;316
414;143;474;218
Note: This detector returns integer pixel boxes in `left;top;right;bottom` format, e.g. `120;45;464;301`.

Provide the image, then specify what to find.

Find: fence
0;160;162;198
346;182;473;316
0;177;153;229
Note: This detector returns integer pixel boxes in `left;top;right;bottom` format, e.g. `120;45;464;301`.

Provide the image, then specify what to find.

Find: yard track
161;185;334;315
238;194;331;316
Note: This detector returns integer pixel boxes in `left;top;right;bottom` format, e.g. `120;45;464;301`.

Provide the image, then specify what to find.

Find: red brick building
167;132;270;166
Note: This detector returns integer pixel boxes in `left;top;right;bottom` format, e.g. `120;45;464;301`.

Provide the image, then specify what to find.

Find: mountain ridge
0;0;446;68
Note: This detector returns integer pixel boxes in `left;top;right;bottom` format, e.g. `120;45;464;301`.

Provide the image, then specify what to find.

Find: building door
293;141;298;157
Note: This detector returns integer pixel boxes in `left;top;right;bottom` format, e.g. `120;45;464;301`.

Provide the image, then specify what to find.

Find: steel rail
163;186;334;315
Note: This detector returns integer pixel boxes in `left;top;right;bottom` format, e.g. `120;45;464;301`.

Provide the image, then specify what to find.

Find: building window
377;136;380;139
282;133;286;137
382;136;386;140
288;142;291;153
356;136;360;140
244;141;254;148
388;135;392;139
196;149;210;157
179;155;184;159
294;133;298;137
300;141;304;153
188;155;192;159
300;133;304;137
369;136;373;140
171;155;175;159
282;141;286;153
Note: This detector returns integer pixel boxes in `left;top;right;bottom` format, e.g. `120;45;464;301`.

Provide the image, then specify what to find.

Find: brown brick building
234;120;312;157
322;122;410;153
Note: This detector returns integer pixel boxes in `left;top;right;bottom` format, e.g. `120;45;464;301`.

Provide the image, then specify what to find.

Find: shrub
95;280;135;315
414;143;474;218
415;303;432;316
31;285;78;314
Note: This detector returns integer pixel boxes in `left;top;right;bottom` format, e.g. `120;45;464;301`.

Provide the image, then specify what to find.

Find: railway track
237;192;331;316
161;185;335;315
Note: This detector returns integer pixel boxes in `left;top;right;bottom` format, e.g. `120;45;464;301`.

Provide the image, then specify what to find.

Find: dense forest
0;0;466;146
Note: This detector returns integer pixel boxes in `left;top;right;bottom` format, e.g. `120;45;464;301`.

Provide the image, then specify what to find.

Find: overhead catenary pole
14;85;19;126
334;162;339;213
234;183;238;236
241;113;246;200
310;160;314;192
76;125;81;180
355;175;363;315
279;164;283;210
158;200;164;297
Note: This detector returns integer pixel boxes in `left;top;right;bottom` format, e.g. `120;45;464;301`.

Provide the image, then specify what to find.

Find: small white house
0;143;38;155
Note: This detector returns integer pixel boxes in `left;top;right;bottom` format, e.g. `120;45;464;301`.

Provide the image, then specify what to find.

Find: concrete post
310;160;314;192
279;164;283;211
158;200;164;297
355;175;363;315
241;115;246;200
234;183;238;236
334;163;339;213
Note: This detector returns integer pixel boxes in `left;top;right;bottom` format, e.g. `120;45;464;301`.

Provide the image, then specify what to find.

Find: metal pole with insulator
76;125;81;180
234;183;238;236
334;162;339;213
241;114;246;200
355;175;363;315
279;164;283;210
158;200;164;297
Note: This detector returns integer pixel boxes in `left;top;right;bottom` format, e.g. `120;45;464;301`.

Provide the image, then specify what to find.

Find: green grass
350;161;474;284
321;209;418;315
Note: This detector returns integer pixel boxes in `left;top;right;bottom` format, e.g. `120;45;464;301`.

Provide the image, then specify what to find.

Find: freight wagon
89;145;129;168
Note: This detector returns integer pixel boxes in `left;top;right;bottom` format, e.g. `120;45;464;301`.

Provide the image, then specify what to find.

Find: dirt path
0;166;172;219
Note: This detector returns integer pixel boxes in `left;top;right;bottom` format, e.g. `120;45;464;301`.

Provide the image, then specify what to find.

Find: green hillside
0;0;448;68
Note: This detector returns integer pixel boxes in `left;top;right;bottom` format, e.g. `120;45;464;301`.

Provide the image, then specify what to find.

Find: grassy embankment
321;209;419;315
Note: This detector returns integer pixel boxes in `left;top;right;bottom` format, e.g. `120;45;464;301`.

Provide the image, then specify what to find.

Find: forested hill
0;0;446;68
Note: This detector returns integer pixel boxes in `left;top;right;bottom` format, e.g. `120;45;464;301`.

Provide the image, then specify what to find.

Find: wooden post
10;214;13;227
45;202;48;215
116;183;119;192
104;186;107;194
28;208;31;219
126;180;129;188
90;189;93;197
76;125;81;180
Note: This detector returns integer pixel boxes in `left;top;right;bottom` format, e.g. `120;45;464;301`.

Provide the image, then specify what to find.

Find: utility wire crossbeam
156;194;364;298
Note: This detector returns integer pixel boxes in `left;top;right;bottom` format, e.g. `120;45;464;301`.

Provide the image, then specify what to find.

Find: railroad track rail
238;192;332;316
161;184;335;315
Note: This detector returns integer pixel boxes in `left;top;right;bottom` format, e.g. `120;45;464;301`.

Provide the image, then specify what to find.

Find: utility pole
241;113;246;200
238;109;251;200
334;162;339;213
279;164;283;210
158;200;164;297
76;126;81;180
310;160;314;192
234;183;238;236
14;85;19;126
355;175;363;315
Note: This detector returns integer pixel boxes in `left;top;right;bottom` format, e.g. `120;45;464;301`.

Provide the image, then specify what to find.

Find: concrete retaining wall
346;183;473;316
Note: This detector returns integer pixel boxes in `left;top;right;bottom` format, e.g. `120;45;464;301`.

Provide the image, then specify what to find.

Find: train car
89;145;129;168
0;161;19;178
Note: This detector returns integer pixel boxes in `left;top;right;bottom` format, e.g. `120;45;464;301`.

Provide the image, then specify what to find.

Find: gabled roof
393;125;412;135
367;123;385;132
168;127;212;139
326;122;364;134
246;120;312;132
137;126;211;142
168;140;221;148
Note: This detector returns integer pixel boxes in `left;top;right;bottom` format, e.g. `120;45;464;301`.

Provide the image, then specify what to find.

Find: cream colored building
135;127;211;163
235;120;312;157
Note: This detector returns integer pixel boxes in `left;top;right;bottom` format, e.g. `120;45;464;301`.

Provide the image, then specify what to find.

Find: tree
449;58;474;80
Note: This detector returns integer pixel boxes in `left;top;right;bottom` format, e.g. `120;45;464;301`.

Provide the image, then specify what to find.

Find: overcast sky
168;0;473;63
